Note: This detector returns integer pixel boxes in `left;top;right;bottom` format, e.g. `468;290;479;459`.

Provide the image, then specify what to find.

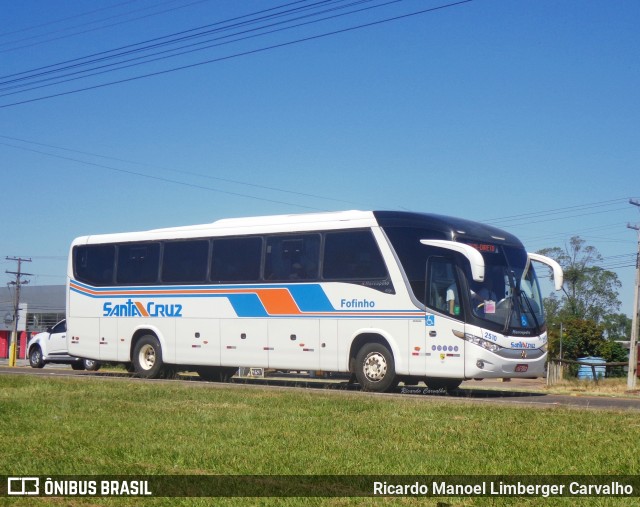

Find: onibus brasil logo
103;299;183;317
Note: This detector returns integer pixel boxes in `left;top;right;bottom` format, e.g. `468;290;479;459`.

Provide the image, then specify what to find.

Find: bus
66;210;563;392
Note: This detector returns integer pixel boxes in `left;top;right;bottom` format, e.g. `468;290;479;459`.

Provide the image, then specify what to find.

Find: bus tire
133;335;164;379
424;377;462;392
71;362;85;371
83;359;101;371
354;342;397;392
29;346;45;368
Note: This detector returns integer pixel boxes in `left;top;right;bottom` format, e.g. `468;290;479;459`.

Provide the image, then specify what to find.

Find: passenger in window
447;281;459;316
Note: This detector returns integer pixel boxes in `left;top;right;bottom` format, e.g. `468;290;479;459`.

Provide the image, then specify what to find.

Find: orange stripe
256;289;300;315
134;302;150;317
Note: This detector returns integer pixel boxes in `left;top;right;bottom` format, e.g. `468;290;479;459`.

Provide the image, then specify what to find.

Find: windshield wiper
502;276;517;334
518;290;540;329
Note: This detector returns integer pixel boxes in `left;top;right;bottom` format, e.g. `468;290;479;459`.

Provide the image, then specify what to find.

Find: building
0;285;65;359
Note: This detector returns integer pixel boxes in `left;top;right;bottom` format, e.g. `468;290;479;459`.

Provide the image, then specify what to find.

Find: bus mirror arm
419;240;485;282
528;252;564;291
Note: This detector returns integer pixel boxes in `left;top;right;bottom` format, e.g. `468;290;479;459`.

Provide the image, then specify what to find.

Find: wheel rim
363;351;387;382
138;344;156;370
31;349;41;364
85;360;95;368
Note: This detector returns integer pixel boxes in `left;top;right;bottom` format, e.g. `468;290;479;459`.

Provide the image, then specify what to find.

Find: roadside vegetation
543;377;638;396
538;237;631;369
2;374;639;507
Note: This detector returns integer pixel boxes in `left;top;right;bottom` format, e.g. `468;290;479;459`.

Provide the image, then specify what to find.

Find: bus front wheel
133;335;164;379
354;343;397;392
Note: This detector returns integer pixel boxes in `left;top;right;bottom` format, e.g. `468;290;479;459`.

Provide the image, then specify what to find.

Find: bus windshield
382;226;546;333
466;245;545;332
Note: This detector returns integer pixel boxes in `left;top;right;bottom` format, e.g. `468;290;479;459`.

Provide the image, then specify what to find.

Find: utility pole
5;256;32;367
627;199;640;390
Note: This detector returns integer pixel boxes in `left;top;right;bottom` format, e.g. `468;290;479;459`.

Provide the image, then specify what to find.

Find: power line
0;0;139;38
0;137;367;209
0;140;327;210
0;0;214;52
0;0;473;108
0;0;398;95
0;0;330;81
482;198;631;225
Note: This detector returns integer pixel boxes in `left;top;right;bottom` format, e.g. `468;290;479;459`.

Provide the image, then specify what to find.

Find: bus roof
71;210;520;247
372;211;522;246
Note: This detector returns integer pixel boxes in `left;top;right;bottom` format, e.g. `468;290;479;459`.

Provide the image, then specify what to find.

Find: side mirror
528;253;564;291
420;240;485;282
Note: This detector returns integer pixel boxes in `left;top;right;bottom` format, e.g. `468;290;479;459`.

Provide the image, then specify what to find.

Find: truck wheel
29;346;45;368
133;335;164;379
354;343;397;392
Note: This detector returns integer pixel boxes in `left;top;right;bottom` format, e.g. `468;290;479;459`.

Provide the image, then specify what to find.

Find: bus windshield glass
383;226;546;333
465;244;545;332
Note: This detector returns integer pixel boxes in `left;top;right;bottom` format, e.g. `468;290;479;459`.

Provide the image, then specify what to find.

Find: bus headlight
461;333;504;354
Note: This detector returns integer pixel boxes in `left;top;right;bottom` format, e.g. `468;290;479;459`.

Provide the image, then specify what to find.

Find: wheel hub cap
363;352;387;382
140;344;156;370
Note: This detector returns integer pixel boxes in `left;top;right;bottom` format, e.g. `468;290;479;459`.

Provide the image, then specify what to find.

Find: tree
537;236;621;324
602;313;632;341
547;318;604;360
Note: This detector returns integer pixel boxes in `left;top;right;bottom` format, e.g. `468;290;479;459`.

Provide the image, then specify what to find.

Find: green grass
1;374;639;507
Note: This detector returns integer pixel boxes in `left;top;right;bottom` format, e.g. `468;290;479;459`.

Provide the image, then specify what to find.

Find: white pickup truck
27;319;100;371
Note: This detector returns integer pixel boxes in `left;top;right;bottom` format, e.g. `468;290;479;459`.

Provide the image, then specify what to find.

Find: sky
1;0;638;318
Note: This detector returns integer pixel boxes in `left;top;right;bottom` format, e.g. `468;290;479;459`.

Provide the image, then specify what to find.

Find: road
2;363;640;411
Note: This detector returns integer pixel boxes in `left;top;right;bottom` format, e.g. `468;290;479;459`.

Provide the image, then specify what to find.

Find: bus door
422;257;465;378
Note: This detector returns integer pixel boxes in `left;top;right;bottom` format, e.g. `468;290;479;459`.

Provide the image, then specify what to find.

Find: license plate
515;364;528;373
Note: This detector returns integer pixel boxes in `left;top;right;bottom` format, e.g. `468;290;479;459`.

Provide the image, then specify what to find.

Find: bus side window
116;243;160;284
265;235;320;281
162;240;209;283
211;237;262;283
74;244;115;286
323;230;388;280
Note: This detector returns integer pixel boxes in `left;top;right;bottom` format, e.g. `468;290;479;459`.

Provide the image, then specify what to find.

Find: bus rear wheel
354;343;397;392
133;335;165;379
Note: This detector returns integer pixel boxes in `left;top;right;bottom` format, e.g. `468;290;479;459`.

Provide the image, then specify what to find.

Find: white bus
66;210;562;392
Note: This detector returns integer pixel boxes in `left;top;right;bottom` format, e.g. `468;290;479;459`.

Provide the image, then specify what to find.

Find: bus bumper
465;350;547;379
